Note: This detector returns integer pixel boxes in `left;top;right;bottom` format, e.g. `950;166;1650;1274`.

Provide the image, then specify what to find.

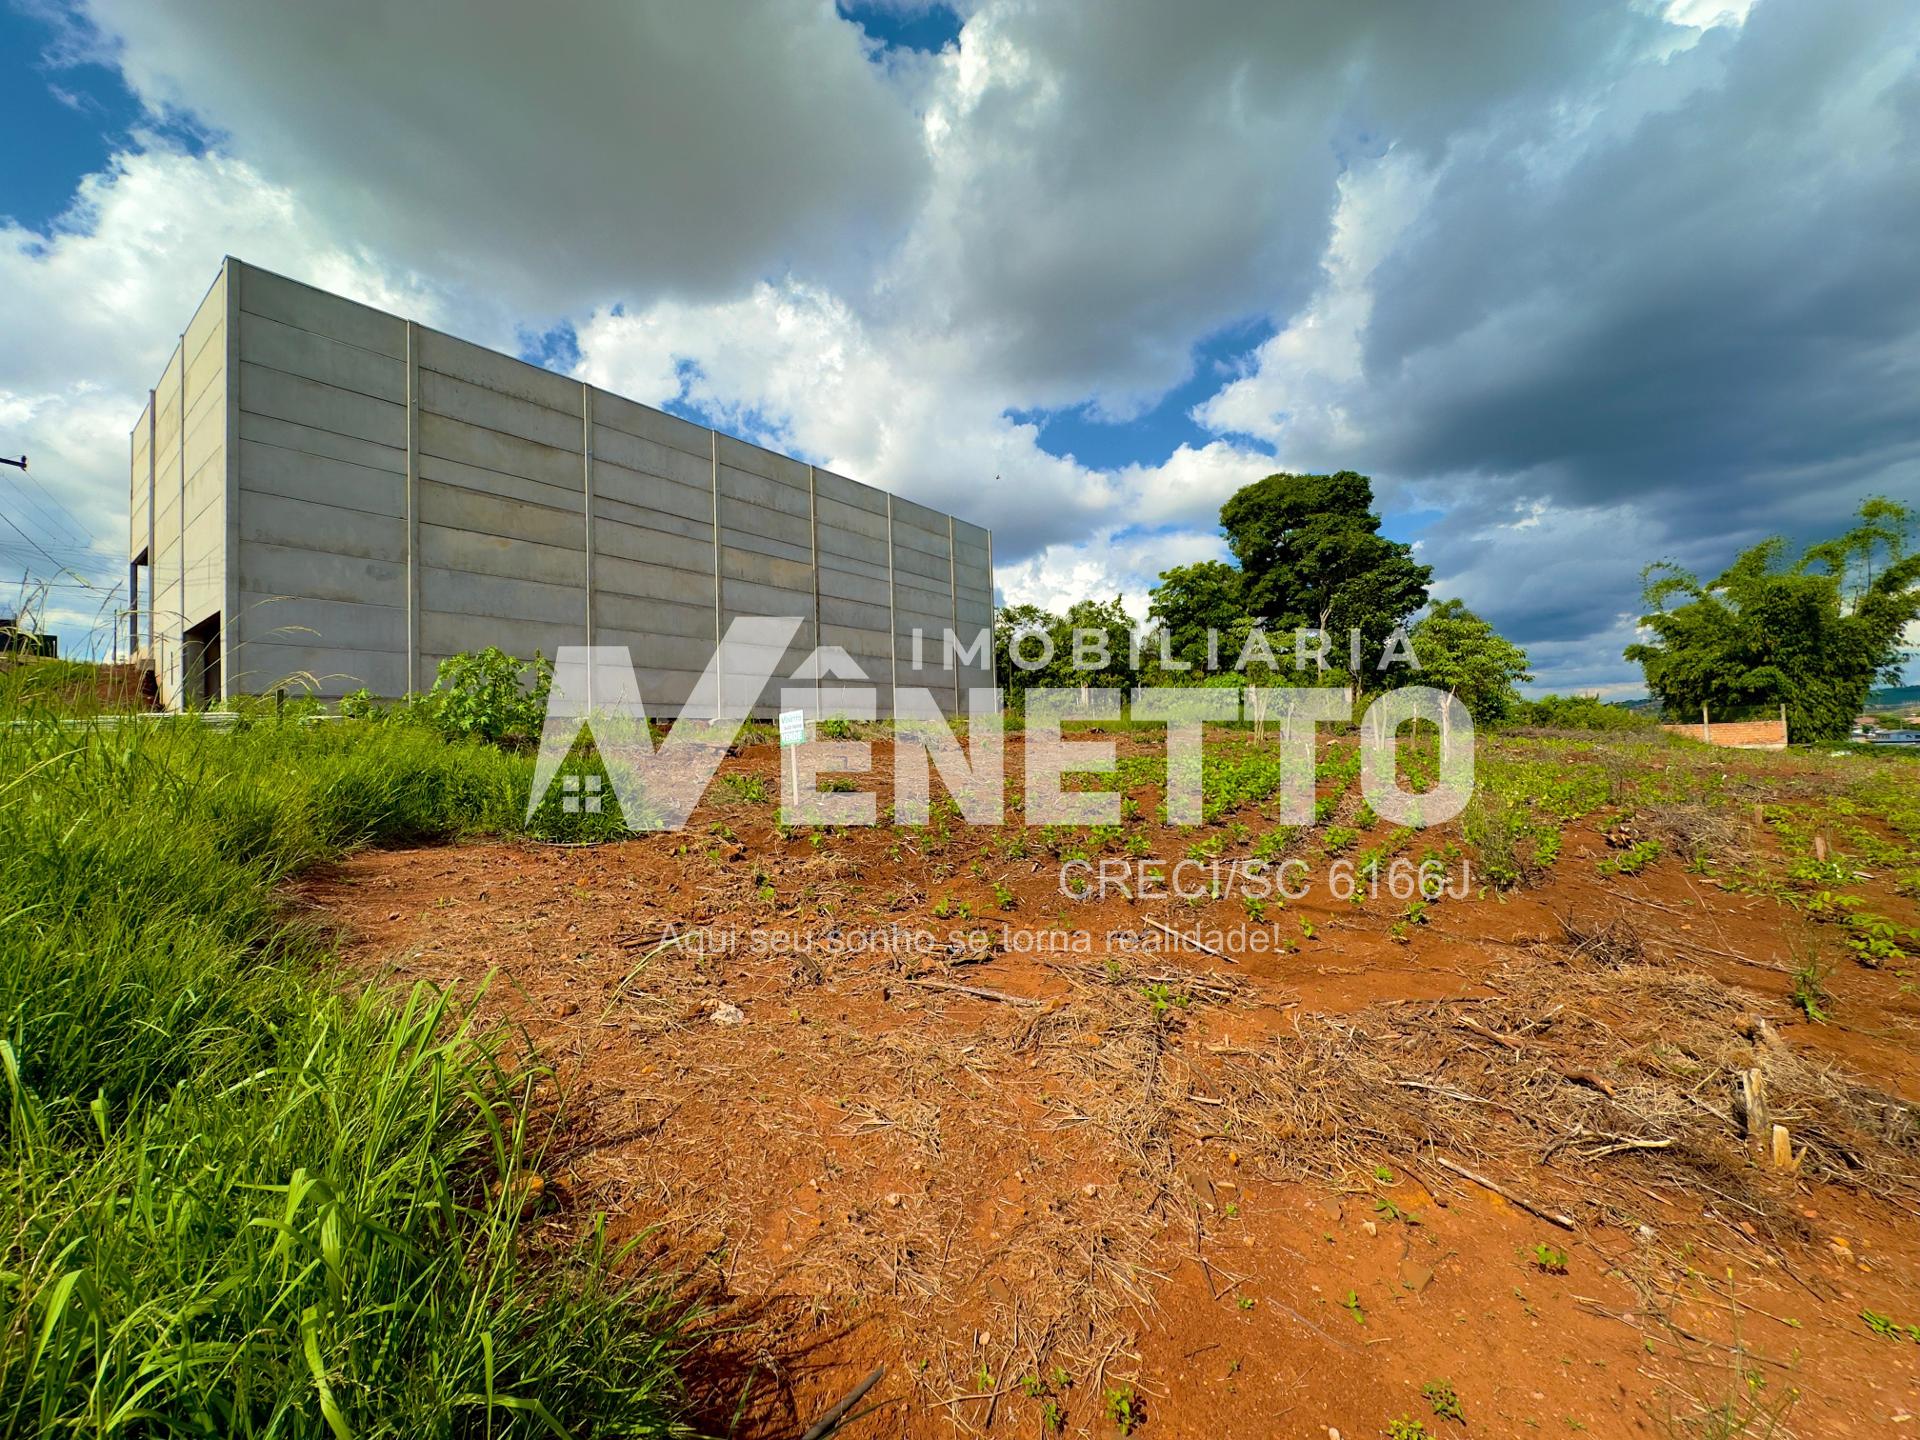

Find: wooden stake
1770;1124;1796;1171
1735;1068;1770;1158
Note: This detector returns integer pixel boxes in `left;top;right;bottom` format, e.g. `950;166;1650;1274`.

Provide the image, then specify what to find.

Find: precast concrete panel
135;259;995;713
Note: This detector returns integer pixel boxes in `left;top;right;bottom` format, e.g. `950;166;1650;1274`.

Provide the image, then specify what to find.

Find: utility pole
0;456;25;471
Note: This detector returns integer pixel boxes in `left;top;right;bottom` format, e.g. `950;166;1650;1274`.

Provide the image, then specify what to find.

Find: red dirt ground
295;736;1920;1439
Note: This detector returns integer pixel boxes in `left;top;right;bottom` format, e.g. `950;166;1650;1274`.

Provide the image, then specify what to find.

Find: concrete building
128;258;993;714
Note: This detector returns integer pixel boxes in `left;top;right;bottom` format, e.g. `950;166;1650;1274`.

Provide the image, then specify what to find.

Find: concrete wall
133;258;994;714
130;266;229;707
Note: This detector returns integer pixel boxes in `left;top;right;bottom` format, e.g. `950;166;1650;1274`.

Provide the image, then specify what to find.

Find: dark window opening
183;613;221;708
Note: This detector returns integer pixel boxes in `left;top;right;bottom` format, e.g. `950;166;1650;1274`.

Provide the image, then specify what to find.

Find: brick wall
1660;718;1788;749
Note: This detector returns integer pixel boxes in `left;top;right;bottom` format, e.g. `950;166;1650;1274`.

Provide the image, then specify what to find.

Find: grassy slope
0;713;688;1437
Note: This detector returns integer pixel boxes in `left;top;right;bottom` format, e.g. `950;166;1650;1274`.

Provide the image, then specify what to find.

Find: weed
1375;1196;1421;1225
1422;1379;1464;1422
1861;1308;1920;1342
1532;1243;1569;1274
0;710;690;1433
1105;1385;1141;1434
1343;1289;1366;1324
1142;982;1190;1015
717;770;771;804
1387;1418;1432;1439
1790;955;1833;1023
1599;838;1663;876
428;645;553;745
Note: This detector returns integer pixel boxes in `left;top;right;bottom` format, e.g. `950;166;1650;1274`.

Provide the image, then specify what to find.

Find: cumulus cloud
0;144;442;637
78;0;928;316
1191;0;1920;667
5;0;1915;686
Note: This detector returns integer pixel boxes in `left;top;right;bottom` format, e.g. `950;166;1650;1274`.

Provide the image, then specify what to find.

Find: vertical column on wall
885;493;899;714
948;514;960;714
146;393;156;658
581;382;596;709
221;260;240;700
986;529;995;695
404;322;422;694
126;425;134;664
176;335;186;705
807;466;822;671
710;429;723;718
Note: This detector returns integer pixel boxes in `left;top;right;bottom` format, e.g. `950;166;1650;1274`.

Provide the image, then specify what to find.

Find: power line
0;509;87;578
1;472;95;551
17;466;99;547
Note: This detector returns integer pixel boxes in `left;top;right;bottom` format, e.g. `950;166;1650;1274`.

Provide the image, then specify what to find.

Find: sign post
777;708;806;806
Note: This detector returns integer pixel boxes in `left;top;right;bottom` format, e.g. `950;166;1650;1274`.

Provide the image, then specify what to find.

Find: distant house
0;616;57;658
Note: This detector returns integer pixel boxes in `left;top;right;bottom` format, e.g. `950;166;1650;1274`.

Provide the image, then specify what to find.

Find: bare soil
294;734;1920;1439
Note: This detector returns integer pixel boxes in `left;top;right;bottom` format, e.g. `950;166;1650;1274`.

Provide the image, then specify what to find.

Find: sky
2;0;1917;694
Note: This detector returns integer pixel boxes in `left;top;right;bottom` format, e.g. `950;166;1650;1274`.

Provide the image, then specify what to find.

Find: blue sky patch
1009;315;1278;472
837;1;963;55
0;3;210;233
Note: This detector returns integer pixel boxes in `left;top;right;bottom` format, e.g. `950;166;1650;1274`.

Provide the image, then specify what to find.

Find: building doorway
183;613;221;708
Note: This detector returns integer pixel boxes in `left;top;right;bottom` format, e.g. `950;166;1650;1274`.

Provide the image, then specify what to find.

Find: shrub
429;647;553;746
338;685;382;720
1509;694;1657;732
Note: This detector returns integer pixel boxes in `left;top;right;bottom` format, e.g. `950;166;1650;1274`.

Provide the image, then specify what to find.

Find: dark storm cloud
1189;0;1920;681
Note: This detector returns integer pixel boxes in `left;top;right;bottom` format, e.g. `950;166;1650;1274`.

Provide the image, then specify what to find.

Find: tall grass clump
0;710;693;1436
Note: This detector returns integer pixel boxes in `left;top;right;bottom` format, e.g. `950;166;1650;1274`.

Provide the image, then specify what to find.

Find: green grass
0;710;693;1436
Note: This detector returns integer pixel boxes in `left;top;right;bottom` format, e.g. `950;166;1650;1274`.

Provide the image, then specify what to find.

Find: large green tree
1624;499;1920;742
1407;599;1533;723
1146;560;1245;671
1219;471;1432;679
994;596;1137;700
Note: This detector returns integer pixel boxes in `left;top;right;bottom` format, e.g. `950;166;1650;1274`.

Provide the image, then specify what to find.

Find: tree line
995;470;1535;725
994;475;1919;744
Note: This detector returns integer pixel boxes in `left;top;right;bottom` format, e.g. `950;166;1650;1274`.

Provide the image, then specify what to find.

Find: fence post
1701;703;1710;743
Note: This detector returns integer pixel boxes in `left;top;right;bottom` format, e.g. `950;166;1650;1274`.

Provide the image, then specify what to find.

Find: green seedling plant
1532;1242;1569;1275
1142;982;1191;1015
1422;1379;1465;1422
1790;955;1833;1023
1598;839;1662;876
1861;1308;1920;1343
